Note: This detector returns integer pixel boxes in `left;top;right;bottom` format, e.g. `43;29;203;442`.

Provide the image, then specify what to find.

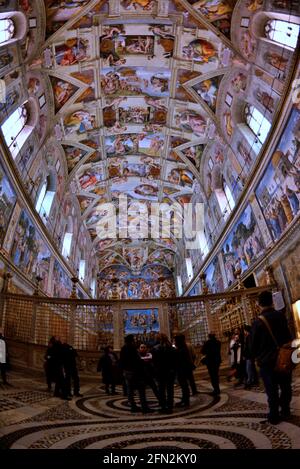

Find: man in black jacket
120;335;150;413
152;333;176;413
251;291;292;424
62;342;82;398
201;333;221;396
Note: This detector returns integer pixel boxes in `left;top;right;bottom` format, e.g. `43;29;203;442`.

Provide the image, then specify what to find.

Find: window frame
0;18;15;45
265;19;300;49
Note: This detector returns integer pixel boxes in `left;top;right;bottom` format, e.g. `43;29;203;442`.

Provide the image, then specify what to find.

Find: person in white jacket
0;329;8;385
227;333;243;384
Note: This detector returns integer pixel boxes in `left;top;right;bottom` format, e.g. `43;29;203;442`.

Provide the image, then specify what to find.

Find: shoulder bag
259;315;295;375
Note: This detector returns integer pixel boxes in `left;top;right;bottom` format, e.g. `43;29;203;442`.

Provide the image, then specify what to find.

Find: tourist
243;325;258;389
251;291;293;424
120;335;151;413
201;333;222;396
44;337;56;392
138;343;160;403
97;346;119;395
62;342;82;398
0;329;9;385
51;337;71;401
186;341;198;395
152;333;176;413
228;330;244;386
174;334;193;408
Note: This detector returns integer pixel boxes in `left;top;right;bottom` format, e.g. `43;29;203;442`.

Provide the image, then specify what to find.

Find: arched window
177;275;183;296
0;18;15;44
79;259;86;282
90;278;96;298
1;103;35;158
245;104;271;145
185;257;193;282
215;181;235;221
62;232;73;258
35;176;55;219
197;230;209;257
265;19;300;49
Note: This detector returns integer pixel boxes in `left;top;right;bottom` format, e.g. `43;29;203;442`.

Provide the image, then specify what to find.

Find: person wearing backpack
251;291;293;424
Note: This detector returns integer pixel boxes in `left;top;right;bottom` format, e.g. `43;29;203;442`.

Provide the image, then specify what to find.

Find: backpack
259;315;295;375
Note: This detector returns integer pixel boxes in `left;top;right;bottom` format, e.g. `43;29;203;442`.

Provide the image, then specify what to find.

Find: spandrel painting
71;70;96;103
10;210;51;292
204;256;224;293
124;308;159;338
181;144;205;171
64;111;96;135
50;77;79;113
165;163;196;188
0;161;17;246
221;205;265;286
192;76;223;112
62;145;88;173
255;107;300;241
173;106;208;137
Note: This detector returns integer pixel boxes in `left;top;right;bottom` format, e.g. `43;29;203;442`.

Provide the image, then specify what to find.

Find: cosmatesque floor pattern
1;368;300;450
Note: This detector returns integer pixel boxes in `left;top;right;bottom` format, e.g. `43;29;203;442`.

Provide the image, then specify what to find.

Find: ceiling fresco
3;0;295;297
39;0;239;282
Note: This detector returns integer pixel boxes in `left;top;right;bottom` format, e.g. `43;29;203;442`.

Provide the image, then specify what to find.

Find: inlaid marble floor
1;368;300;449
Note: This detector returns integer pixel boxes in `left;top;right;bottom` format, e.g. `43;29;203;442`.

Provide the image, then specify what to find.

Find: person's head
174;334;186;348
244;325;251;336
49;336;56;345
234;334;240;342
139;343;147;354
158;333;170;345
258;290;273;309
208;333;216;340
125;334;135;345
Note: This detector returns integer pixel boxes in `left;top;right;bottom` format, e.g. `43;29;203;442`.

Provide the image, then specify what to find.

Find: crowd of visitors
200;290;293;425
1;289;292;426
96;333;198;414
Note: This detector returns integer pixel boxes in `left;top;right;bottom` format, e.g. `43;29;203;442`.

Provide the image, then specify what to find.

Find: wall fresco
255;107;300;241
